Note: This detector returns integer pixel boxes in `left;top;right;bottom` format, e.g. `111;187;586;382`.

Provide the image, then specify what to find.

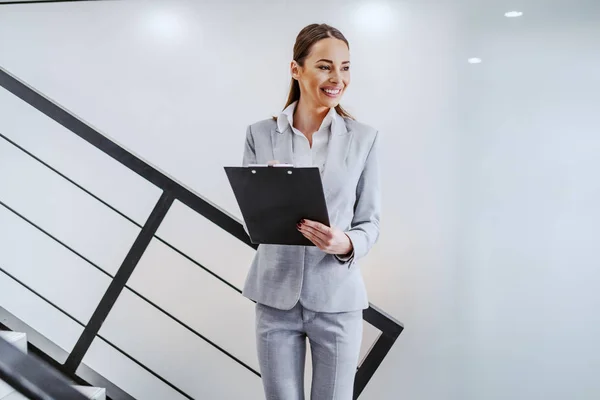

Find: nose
329;69;341;84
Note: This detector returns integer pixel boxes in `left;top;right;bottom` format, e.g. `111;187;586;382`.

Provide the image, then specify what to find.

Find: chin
321;97;342;109
316;89;344;108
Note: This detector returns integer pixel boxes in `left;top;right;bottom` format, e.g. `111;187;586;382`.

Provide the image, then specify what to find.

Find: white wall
457;1;600;399
0;0;598;399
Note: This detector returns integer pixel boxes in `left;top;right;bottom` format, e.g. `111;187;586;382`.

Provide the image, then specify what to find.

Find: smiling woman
282;24;354;121
241;23;381;400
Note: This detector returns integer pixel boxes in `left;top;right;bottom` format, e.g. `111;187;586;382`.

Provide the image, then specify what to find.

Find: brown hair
276;23;354;120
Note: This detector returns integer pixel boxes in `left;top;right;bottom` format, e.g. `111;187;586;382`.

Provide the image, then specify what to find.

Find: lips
321;87;343;97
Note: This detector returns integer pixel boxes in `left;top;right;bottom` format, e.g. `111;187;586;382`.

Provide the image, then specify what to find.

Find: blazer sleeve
344;131;381;265
240;125;256;236
242;125;257;167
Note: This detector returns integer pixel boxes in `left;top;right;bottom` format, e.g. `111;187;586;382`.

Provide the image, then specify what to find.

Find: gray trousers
255;302;363;400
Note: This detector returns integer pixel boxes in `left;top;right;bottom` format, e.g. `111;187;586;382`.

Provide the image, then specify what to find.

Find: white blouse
276;101;338;174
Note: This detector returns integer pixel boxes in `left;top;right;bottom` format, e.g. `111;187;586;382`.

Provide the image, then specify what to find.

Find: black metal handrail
0;335;89;400
0;65;403;399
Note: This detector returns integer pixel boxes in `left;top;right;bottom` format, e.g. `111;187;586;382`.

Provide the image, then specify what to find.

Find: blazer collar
275;101;349;136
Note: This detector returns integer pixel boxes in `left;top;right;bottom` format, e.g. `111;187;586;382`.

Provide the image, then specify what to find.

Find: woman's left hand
297;219;353;256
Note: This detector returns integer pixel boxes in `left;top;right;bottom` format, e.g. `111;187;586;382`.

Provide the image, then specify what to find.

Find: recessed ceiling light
505;11;524;17
468;58;482;64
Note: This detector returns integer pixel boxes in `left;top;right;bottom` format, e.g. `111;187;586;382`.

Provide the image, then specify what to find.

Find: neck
293;97;330;136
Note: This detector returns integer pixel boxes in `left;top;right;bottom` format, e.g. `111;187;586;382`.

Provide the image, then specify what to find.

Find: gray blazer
241;111;380;312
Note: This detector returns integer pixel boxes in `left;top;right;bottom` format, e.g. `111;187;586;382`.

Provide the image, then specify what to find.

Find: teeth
324;89;341;95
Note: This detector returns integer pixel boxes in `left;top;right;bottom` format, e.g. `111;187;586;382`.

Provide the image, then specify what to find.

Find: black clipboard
224;165;330;246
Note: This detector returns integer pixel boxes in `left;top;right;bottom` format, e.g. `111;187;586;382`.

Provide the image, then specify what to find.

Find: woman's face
292;37;351;110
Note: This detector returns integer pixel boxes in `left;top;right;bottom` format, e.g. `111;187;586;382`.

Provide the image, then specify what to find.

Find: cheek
344;73;351;87
311;74;326;89
300;73;321;92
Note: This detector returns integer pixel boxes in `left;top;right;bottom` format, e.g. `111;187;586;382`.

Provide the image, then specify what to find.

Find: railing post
64;191;174;373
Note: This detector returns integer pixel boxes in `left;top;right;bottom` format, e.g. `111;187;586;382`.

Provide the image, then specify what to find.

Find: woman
242;23;380;400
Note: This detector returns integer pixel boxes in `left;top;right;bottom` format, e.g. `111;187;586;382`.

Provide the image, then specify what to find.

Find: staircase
0;331;106;400
0;65;403;399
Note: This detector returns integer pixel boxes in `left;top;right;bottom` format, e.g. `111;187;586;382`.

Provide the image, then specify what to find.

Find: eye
343;66;350;71
318;65;330;70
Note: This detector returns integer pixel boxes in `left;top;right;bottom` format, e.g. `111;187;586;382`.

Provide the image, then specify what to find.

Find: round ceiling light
505;11;524;17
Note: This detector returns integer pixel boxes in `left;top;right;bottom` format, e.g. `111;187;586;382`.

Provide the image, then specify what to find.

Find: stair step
73;385;106;400
0;392;21;400
0;331;105;400
0;386;106;400
0;331;27;399
0;331;27;353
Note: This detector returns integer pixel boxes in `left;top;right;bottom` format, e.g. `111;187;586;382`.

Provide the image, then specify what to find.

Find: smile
321;88;342;97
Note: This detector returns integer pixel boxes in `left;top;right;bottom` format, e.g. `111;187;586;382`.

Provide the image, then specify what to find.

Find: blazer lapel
321;119;353;203
271;127;294;164
271;115;353;205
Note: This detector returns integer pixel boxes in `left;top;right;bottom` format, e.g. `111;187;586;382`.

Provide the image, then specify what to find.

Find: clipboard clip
248;163;294;168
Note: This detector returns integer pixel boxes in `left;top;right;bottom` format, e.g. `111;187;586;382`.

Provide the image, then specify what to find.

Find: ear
290;60;301;80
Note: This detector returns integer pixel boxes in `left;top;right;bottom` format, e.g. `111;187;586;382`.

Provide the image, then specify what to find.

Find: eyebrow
316;59;351;64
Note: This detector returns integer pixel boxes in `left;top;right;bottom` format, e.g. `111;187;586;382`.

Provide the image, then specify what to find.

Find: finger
299;228;327;249
300;230;321;248
267;160;280;165
301;220;331;235
299;224;330;242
